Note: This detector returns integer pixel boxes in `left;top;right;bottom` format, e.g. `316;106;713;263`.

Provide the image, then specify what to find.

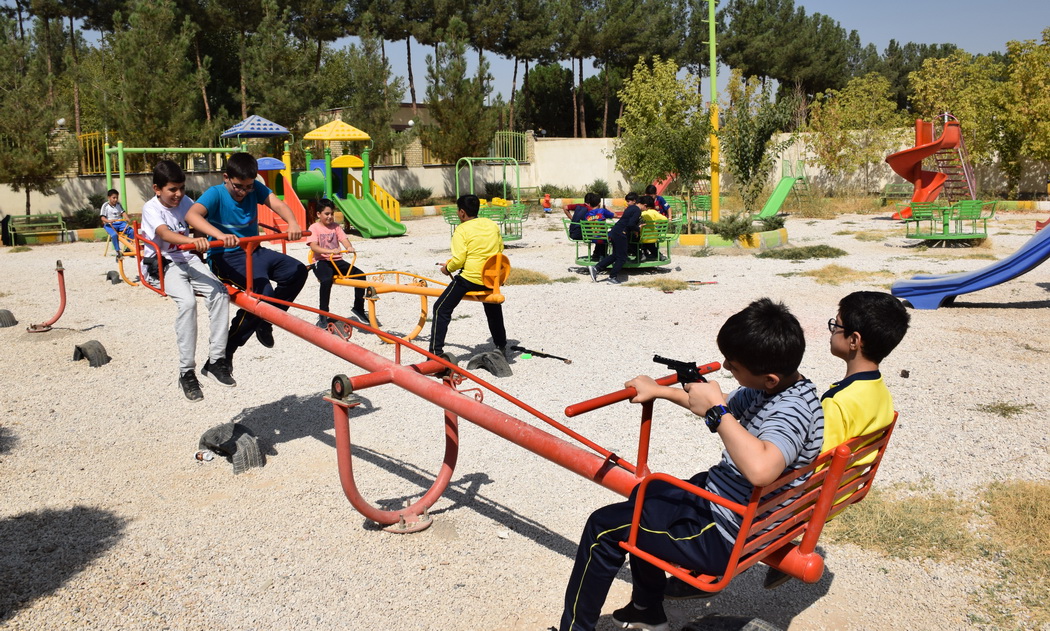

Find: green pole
324;145;333;199
117;141;127;208
362;144;371;200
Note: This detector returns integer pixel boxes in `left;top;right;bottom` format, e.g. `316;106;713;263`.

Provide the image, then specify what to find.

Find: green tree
419;18;498;163
614;57;710;192
807;72;907;193
908;50;1005;164
502;0;557;130
0;15;74;214
876;39;958;112
514;61;573;136
720;69;796;213
1001;28;1050;174
96;0;200;148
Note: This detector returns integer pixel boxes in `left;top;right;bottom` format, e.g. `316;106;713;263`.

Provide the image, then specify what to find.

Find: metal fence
490;131;527;162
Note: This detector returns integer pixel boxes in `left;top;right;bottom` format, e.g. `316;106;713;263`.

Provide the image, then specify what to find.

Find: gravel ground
1;210;1048;630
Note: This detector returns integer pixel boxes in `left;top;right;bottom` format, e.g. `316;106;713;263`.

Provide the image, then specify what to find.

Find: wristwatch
704;405;730;433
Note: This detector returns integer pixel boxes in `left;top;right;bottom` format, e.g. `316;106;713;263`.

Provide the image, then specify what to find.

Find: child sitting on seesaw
558;297;824;631
140;160;236;402
306;199;369;328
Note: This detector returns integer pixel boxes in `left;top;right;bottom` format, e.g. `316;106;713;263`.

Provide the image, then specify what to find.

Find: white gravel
1;211;1048;630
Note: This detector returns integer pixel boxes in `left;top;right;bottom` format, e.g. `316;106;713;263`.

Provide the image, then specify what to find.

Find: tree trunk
577;57;587;138
42;17;54;106
15;0;25;40
508;57;518;131
315;38;323;72
239;31;248;119
406;38;417;116
571;61;578;138
194;39;212;122
25;189;31;215
601;62;609;138
68;15;82;137
380;38;386;62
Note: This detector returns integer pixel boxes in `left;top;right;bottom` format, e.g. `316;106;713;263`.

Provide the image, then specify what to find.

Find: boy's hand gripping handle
564;361;720;417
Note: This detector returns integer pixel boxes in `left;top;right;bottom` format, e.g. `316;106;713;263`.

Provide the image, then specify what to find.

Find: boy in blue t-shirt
558;298;824;631
186;152;307;364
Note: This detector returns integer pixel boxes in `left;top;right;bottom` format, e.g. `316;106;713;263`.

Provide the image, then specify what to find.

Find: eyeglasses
827;319;846;334
227;181;255;193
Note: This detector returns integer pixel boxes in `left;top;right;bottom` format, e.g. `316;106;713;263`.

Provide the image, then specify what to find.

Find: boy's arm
155;225;211;253
263;193;302;241
683;381;787;487
185;202;239;248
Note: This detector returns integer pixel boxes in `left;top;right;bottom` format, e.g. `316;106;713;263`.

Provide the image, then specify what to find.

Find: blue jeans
104;221;133;253
209;247;307;357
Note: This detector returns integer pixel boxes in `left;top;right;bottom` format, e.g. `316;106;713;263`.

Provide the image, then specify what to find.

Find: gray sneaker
588;266;598;282
179;370;204;402
608;277;624;285
201;358;236;387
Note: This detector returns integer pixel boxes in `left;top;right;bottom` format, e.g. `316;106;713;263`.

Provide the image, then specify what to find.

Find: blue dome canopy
220;115;290;138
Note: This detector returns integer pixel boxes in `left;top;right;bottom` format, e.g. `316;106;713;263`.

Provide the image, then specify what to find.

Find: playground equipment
892;223;1050;309
302;120;406;238
315;251;510;343
902;200;995;242
453;157;531;242
754;160;810;220
886;114;976;220
26;260;66;333
563;218;680;268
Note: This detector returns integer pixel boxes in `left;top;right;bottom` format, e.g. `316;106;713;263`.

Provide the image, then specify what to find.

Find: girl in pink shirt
306;199;368;327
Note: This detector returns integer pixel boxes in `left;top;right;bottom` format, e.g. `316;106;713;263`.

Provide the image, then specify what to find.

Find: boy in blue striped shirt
558;298;824;631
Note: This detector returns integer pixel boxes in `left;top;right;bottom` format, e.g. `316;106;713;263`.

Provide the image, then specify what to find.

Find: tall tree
503;0;557;131
287;0;353;72
419;18;498;163
514;61;573;136
876;39;958;112
0;14;75;213
720;69;796;213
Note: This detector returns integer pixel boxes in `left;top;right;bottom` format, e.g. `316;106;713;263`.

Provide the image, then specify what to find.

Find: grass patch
756;245;846;260
1021;343;1047;353
626;278;690;291
691;247;714;257
972;402;1035;418
977;481;1050;628
799;264;894;285
8;245;31;253
505;268;551;285
552;276;579;283
0;290;9;298
823;485;977;561
853;230;890;242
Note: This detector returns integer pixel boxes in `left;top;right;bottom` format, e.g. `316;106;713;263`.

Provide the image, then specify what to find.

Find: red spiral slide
885;119;962;219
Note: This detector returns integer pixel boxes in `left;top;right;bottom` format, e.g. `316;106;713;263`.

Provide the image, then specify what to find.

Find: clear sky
377;0;1050;103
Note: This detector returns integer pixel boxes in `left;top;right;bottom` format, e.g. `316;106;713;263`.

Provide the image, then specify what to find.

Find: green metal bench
880;183;912;206
950;200;995;238
564;219;610;265
481;204;528;242
903;201;943;238
906;201;991;241
441;205;461;235
10;213;67;245
628;220;678;267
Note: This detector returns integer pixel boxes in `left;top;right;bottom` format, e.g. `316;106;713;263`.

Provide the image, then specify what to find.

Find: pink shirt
307;221;347;261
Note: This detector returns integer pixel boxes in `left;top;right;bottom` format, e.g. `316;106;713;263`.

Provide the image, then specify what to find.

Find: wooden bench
10;213;67;245
620;419;897;594
880;183;912;206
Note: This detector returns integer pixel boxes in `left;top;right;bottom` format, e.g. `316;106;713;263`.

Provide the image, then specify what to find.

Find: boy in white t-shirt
140;160;236;402
306;199;368;328
99;188;134;258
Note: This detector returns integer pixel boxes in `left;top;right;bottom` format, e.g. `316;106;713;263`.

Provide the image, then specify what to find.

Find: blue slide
892;227;1050;309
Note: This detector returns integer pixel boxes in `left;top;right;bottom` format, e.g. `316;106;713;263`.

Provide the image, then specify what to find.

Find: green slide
332;195;407;238
754;177;798;219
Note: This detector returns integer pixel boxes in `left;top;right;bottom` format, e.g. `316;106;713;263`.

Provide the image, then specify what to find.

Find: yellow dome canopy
304;120;371;142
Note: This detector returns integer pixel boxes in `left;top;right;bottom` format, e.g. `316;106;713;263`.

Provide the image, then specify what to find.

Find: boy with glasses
186;152;307;365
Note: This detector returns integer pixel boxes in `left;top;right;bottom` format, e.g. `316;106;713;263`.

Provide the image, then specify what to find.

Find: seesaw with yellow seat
309;251;511;343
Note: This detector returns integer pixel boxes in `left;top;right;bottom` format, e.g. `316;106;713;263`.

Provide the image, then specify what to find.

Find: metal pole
709;0;721;223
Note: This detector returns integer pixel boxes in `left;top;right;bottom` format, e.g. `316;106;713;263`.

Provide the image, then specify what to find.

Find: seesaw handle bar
564;361;721;417
175;231;312;250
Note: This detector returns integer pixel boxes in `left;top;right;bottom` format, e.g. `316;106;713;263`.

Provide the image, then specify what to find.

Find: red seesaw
162;233;894;592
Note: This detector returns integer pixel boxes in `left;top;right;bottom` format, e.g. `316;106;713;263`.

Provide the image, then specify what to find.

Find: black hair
152;160;186;187
838;291;910;363
584;192;601;207
106;188;119;197
457;194;481;217
225;152;258;180
625;192;639;203
316;198;335;212
644;184;657;195
716;297;805;377
639;195;655;208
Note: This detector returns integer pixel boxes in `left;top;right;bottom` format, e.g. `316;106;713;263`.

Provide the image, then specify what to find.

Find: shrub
588;178;610;197
398;186;432;206
756;245;847;260
484;181;514;199
704;212;755;243
540;183;578;198
759;214;786;230
69;193;107;229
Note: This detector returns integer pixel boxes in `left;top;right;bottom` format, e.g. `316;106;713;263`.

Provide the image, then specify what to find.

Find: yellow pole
708;0;720;223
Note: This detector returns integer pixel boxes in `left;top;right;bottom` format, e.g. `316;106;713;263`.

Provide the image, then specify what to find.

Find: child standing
588;192;641;285
99;188;134;258
558;298;824;631
140;160;235;402
307;199;368;327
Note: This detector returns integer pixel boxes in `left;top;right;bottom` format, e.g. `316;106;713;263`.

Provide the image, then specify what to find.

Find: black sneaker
352;307;380;327
179;370;204;402
256;325;275;348
611;602;668;631
496;346;511;361
608;277;625;285
316;315;329;328
201;358;236;387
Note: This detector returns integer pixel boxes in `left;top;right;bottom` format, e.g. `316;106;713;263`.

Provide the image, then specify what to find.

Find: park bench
880;182;912;206
9;213;67;245
621;418;897;595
